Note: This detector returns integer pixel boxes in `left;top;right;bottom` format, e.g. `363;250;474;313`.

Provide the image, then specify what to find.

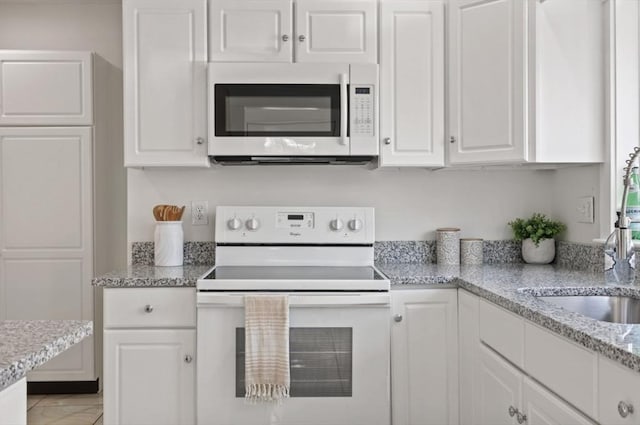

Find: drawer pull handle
516;411;527;424
144;304;154;313
184;354;193;364
619;401;634;418
508;406;517;417
393;314;403;322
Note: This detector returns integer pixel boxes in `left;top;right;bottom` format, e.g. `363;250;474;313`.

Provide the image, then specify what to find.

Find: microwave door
244;107;334;133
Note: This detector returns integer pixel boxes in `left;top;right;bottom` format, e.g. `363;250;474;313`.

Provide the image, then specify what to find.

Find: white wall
0;1;122;68
128;166;594;242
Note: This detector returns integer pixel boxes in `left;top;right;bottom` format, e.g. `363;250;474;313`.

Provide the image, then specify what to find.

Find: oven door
196;292;390;425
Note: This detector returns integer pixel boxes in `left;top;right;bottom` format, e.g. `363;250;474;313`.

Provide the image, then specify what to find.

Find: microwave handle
340;73;348;145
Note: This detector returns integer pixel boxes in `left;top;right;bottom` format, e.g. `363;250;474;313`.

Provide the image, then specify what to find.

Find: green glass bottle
626;167;640;239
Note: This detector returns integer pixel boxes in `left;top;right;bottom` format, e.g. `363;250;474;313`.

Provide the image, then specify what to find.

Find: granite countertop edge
93;263;640;374
0;320;93;392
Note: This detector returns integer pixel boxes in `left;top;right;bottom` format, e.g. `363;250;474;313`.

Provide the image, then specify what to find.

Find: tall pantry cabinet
0;51;126;387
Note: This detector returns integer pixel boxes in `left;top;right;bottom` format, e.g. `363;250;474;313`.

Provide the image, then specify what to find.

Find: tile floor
27;392;103;425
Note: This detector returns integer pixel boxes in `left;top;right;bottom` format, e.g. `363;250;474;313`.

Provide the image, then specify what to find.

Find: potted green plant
508;213;566;264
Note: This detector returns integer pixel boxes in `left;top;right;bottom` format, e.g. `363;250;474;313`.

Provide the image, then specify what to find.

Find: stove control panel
216;206;374;244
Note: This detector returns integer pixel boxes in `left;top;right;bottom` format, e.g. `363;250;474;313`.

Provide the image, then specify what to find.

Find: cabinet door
599;356;640;425
123;0;209;167
523;377;595;425
209;0;292;62
379;0;444;167
295;0;377;63
476;344;521;425
0;51;93;126
391;289;458;425
448;0;527;164
0;127;95;382
104;329;195;425
458;289;480;425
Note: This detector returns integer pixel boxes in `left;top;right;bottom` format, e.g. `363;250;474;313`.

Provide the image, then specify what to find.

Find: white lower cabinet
523;377;594;425
0;378;27;425
599;356;640;425
103;288;196;425
460;289;596;425
477;344;522;425
391;289;458;425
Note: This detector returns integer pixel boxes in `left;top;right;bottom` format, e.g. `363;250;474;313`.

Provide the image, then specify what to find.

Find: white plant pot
521;238;556;264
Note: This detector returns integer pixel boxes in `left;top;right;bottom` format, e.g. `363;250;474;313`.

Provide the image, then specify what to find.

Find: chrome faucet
606;147;640;283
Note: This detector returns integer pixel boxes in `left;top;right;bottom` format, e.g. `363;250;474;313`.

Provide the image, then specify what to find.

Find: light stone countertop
93;262;640;373
92;265;212;287
0;320;93;391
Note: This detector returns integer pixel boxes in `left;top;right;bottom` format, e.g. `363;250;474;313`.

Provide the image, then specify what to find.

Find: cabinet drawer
525;323;597;418
479;299;525;368
599;356;640;425
104;288;195;328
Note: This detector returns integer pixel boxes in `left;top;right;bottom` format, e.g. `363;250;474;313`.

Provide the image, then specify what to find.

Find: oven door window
215;84;341;137
236;327;352;397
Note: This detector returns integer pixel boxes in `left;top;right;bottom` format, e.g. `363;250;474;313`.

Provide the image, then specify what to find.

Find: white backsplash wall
127;166;596;244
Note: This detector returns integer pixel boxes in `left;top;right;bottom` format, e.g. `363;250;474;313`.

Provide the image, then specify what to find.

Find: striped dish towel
244;295;290;402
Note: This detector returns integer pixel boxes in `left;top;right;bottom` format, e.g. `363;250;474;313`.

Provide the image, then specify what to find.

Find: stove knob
246;218;260;231
227;218;242;231
348;218;363;232
329;218;344;231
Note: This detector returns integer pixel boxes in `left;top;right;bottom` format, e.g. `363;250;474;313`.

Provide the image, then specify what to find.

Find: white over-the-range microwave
208;63;378;164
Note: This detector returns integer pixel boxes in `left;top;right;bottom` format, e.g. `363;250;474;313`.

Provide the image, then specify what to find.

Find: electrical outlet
577;196;595;223
191;200;208;225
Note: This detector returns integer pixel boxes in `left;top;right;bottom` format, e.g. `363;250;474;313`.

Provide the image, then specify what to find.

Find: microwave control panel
351;86;374;137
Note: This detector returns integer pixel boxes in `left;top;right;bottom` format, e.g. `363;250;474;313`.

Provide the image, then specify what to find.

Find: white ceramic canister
460;238;483;265
436;228;461;265
154;221;184;266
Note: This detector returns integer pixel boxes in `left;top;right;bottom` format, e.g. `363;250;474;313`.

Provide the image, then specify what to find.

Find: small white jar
460;238;483;265
154;221;184;266
436;228;461;265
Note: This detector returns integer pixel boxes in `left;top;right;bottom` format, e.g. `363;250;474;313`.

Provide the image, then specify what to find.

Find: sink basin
537;295;640;324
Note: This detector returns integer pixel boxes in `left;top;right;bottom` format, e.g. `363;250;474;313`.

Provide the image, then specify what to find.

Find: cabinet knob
508;406;517;417
282;34;289;42
619;401;634;418
298;35;306;42
196;137;204;145
450;136;456;144
516;411;527;424
184;354;193;364
144;304;153;313
393;314;403;322
384;137;392;145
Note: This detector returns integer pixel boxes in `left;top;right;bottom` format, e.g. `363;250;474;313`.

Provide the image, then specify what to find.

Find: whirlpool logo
289;232;301;237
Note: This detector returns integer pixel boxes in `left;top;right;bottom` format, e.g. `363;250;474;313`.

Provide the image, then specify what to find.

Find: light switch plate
577;196;595;223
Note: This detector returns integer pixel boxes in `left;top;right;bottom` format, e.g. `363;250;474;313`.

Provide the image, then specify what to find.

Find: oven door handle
197;293;389;307
340;73;348;146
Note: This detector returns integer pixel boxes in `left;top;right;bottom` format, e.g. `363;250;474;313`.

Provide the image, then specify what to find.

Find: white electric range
196;206;390;425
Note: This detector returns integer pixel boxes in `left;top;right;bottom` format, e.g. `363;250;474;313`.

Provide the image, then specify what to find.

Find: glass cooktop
197;266;389;291
203;266;386;281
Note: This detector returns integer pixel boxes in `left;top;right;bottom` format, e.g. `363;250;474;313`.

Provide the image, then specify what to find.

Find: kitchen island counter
0;320;93;392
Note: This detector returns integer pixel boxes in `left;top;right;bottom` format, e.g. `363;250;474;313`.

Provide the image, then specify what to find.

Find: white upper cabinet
209;0;377;63
209;0;293;62
123;0;209;168
379;0;444;167
295;0;376;63
449;0;604;165
0;51;93;126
